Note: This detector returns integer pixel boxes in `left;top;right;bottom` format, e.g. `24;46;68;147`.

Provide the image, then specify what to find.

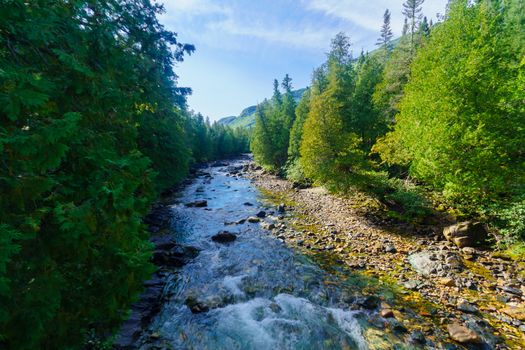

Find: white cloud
207;19;340;50
304;0;383;31
303;0;449;35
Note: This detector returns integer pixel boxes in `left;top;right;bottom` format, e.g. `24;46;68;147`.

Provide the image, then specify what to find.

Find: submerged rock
256;210;267;218
247;216;260;223
211;231;237;243
443;221;488;248
185;200;208;208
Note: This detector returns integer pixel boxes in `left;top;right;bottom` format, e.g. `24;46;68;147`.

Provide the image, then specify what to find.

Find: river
121;158;440;350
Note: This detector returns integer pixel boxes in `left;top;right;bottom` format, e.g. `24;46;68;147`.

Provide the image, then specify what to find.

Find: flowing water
135;159;416;350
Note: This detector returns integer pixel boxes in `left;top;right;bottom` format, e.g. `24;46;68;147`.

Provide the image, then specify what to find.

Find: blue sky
158;0;449;121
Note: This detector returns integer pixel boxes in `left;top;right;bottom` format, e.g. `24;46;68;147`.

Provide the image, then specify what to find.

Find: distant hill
217;40;403;129
218;88;307;129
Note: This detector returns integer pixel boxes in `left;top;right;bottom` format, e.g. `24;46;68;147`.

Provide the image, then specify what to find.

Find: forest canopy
250;0;524;245
0;0;247;348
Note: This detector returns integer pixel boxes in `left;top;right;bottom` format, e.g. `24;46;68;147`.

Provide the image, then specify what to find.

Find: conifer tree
300;33;363;184
376;9;394;53
402;0;425;50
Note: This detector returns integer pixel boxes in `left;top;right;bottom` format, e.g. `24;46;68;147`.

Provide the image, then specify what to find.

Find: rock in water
247;216;260;223
443;221;488;248
185;200;208;208
256;210;266;218
278;203;286;213
211;231;237;243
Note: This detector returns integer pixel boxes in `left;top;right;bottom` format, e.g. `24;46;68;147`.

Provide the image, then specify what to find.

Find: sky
158;0;449;121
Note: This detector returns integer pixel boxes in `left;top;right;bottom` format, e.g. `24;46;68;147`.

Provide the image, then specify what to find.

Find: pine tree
376;9;394;53
402;0;425;50
419;16;430;37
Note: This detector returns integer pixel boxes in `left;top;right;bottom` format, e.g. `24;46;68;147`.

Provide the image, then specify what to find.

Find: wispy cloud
303;0;383;32
207;19;339;51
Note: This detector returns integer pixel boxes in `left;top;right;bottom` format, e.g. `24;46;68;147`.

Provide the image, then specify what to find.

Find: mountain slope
218;88;307;129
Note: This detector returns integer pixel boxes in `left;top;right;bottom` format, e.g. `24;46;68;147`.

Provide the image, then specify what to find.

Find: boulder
247;216;260;223
447;323;482;344
408;251;440;276
277;203;286;213
211;231;237;243
443;221;488;248
185;200;208;208
256;210;267;218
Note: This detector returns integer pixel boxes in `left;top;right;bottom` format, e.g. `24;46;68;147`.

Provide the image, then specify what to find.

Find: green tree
300;33;364;184
0;1;247;348
376;9;394;54
375;0;525;207
402;0;425;51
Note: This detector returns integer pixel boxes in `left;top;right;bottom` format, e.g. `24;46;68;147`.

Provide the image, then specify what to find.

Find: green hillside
218;88;307;128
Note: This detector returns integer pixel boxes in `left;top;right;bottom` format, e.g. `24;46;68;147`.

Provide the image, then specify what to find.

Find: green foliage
288;88;311;161
250;75;297;171
0;1;247;349
377;0;524;208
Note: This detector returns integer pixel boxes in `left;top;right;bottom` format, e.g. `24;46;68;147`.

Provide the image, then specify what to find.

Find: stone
256;210;267;218
247;216;260;223
211;231;237;243
185;296;209;314
243;202;253;206
446;323;482;344
500;305;525;321
501;285;522;296
443;221;488;248
389;319;408;333
409;330;426;344
439;277;456;287
278;203;286;213
384;244;397;253
457;300;478;314
360;295;381;310
261;222;276;230
380;309;394;318
185;200;208;208
403;280;420;290
408;251;440;276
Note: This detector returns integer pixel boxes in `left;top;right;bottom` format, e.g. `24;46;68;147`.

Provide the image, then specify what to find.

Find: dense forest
0;0;248;348
251;0;524;250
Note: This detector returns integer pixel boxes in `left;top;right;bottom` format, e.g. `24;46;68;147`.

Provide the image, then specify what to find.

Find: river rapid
123;158;445;350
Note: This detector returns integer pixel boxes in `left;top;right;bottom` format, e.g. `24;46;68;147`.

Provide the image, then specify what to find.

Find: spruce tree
402;0;425;50
376;9;394;53
300;33;363;184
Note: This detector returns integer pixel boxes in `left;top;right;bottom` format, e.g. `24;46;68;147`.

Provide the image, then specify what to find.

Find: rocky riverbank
244;162;525;349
